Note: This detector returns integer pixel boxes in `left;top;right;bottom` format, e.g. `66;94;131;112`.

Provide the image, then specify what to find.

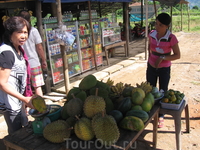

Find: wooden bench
103;41;127;66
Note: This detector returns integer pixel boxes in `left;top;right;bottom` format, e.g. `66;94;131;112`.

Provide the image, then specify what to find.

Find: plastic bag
55;25;75;46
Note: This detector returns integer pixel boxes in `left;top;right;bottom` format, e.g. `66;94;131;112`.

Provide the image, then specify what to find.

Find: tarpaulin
41;0;132;3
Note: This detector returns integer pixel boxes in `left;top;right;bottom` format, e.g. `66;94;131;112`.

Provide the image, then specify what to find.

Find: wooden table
103;41;127;66
3;105;160;150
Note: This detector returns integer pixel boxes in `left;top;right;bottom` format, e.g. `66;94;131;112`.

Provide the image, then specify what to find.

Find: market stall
35;0;132;94
3;105;160;150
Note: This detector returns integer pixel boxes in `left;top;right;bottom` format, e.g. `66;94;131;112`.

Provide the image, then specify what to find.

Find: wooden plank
17;135;47;150
4;125;34;144
104;41;126;50
34;141;66;150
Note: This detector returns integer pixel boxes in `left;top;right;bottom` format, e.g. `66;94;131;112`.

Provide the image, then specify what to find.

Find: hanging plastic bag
55;24;75;46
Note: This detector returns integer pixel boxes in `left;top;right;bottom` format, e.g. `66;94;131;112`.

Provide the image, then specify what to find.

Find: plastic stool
159;100;190;150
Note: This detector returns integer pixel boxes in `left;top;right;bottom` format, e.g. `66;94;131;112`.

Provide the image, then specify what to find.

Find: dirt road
0;32;200;150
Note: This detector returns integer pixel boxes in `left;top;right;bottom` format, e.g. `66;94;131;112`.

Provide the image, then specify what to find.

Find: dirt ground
0;31;200;150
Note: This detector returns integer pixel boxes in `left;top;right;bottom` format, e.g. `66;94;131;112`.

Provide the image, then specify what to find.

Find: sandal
158;118;164;128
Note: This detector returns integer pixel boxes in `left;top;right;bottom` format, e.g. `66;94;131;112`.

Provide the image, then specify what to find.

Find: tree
192;6;199;10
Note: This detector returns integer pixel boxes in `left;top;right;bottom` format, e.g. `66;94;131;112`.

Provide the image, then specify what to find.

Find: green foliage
116;9;123;17
192;6;199;10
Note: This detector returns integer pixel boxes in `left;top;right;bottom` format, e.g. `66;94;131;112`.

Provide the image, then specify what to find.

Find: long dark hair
3;16;31;45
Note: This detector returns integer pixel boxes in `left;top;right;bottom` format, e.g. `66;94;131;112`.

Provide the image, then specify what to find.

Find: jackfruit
75;90;87;102
32;95;47;113
66;87;81;101
92;112;120;146
74;117;95;141
61;102;70;120
95;80;111;93
66;116;77;134
89;87;109;99
43;120;71;143
79;74;97;91
66;96;83;117
83;89;106;118
104;97;114;114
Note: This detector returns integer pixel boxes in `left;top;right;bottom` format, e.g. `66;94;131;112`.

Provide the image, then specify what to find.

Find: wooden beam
181;3;183;31
0;0;33;3
153;0;157;17
88;1;97;70
56;0;70;94
187;3;190;31
124;2;129;57
36;0;51;94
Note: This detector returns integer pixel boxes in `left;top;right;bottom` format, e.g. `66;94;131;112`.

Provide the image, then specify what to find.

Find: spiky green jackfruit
92;112;120;146
66;97;83;117
79;74;97;91
66;87;81;101
43;120;71;143
74;117;95;141
61;102;70;120
83;94;106;118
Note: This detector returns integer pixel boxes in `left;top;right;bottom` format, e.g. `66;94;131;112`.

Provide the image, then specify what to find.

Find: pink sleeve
170;34;178;47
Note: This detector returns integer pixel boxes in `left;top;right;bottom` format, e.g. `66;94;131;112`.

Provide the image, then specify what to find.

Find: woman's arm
155;43;181;68
0;67;33;108
164;43;181;61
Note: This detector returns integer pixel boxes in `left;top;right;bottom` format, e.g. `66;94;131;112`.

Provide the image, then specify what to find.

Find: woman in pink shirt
146;13;181;128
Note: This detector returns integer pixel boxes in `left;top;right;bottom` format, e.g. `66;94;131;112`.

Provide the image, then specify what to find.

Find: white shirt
22;27;42;68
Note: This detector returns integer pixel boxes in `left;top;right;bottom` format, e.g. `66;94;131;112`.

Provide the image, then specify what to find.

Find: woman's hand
155;57;163;68
24;97;35;109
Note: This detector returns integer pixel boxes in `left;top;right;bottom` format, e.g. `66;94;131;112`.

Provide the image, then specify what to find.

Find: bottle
94;10;97;18
69;11;73;21
63;11;67;21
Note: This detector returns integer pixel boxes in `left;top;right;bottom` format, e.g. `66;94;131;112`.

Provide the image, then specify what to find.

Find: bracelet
160;55;165;60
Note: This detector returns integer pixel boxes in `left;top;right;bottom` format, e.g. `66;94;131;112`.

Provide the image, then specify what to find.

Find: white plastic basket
160;99;185;110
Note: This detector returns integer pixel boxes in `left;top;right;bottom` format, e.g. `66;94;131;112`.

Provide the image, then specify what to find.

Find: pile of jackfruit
42;74;155;146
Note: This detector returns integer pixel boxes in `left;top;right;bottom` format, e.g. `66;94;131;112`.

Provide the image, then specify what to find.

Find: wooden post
60;45;70;94
145;0;148;60
36;0;46;60
56;0;70;94
187;3;190;31
56;0;62;26
181;3;183;31
141;0;144;27
124;2;129;57
153;0;157;17
88;1;97;70
98;2;101;18
36;0;51;94
170;6;173;32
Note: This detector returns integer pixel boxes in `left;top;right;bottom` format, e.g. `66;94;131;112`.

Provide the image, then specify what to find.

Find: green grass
172;15;200;33
115;14;200;33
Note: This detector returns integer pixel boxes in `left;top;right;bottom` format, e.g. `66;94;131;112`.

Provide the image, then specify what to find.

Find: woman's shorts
30;66;45;87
